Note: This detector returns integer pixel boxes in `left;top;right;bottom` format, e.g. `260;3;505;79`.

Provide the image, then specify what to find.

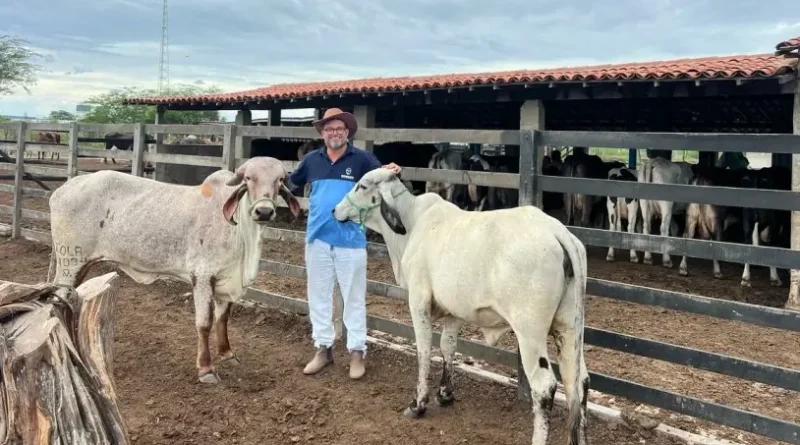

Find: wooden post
788;79;800;310
131;123;146;177
235;110;252;160
517;100;545;403
67;122;79;178
353;105;376;152
222;125;237;171
153;107;166;181
11;121;26;239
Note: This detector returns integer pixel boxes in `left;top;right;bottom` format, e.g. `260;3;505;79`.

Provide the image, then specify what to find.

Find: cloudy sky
1;0;799;121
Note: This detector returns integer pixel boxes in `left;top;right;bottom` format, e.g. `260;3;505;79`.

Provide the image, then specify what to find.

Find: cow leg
605;198;617;261
712;210;725;279
193;277;218;384
679;207;698;277
641;201;654;265
659;201;674;268
741;220;757;288
404;289;434;419
761;225;783;286
516;325;557;445
628;199;640;263
215;300;239;364
436;316;464;407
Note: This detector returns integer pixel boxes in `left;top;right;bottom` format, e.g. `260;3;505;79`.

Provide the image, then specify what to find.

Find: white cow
605;167;642;263
636;157;693;267
332;168;589;445
47;157;301;383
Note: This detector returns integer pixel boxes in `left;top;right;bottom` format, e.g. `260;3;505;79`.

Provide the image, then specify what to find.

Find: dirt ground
1;164;798;445
0;239;683;445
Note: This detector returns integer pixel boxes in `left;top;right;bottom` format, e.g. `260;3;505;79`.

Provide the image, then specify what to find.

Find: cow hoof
605;256;615;262
629;257;639;264
643;258;653;266
678;269;688;276
714;272;724;279
435;391;455;407
771;279;782;287
740;280;751;288
403;404;427;419
218;352;240;365
663;260;673;268
198;371;220;384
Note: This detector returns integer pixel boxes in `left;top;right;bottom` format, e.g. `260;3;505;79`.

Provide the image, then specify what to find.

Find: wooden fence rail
1;121;800;444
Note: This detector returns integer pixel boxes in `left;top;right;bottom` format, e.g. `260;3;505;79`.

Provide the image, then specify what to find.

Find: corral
2;37;800;445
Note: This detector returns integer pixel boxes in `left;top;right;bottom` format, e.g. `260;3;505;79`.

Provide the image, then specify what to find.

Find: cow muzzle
251;197;277;222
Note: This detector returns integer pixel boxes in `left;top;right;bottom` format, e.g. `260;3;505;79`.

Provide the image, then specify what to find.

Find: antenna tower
158;0;169;95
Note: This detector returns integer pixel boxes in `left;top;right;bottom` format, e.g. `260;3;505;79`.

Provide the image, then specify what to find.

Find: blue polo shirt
288;143;382;248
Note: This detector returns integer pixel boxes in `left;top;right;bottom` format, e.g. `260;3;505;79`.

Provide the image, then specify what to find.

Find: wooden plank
588;279;800;332
77;123;137;134
0;185;52;199
17;143;70;155
77;148;134;160
144;124;225;136
161;143;222;150
23;165;69;177
142;152;223;168
237;125;521;145
0;205;50;222
0;223;51;244
400;167;519;188
25;122;72;131
571;226;800;269
539;130;800;154
540;175;800;212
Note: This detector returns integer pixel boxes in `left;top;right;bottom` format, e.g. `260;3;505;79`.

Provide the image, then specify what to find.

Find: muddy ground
1;162;798;445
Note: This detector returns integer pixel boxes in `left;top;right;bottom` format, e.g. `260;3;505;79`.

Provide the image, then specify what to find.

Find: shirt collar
319;143;356;162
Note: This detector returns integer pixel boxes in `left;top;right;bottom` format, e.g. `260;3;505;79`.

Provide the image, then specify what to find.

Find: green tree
79;84;225;125
48;110;76;121
0;35;42;95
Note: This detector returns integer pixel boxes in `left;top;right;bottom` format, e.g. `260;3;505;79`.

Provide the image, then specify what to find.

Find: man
287;107;401;380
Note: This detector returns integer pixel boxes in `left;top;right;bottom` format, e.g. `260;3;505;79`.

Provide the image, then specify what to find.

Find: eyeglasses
324;127;347;134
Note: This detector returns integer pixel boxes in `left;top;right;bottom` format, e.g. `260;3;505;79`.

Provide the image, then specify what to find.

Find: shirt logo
341;166;354;180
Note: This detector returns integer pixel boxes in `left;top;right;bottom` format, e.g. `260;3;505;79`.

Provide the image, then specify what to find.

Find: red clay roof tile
124;42;800;106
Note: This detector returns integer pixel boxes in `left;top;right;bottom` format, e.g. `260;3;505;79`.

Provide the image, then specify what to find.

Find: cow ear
279;182;302;219
378;180;406;234
226;164;246;186
222;184;247;225
379;198;406;235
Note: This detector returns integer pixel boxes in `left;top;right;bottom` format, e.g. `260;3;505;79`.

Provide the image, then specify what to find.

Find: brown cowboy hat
312;108;358;137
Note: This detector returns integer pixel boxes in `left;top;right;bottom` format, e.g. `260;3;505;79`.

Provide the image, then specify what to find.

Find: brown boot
348;350;366;380
303;346;333;375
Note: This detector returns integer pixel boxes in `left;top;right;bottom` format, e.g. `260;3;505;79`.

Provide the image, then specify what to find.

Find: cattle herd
4;129;786;445
420;144;791;288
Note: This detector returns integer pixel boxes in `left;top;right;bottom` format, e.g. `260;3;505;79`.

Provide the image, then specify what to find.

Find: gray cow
47;157;301;384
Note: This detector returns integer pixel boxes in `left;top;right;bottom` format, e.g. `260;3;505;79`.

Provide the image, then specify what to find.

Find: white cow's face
222;157;301;225
333;168;407;235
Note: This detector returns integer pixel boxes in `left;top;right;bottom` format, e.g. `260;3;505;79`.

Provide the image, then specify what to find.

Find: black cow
739;166;791;287
561;148;625;227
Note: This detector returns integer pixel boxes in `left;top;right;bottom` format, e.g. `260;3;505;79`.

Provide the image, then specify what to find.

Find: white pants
305;238;368;353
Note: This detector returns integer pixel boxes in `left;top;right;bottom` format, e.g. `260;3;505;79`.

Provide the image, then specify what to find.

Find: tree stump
0;271;129;445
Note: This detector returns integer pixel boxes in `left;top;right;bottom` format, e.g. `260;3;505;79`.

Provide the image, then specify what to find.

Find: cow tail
553;227;588;445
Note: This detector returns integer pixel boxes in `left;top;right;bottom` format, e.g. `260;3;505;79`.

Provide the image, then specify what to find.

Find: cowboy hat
312;108;358;137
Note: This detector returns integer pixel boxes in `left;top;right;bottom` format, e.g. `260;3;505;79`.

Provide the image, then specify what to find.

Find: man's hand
382;162;402;174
